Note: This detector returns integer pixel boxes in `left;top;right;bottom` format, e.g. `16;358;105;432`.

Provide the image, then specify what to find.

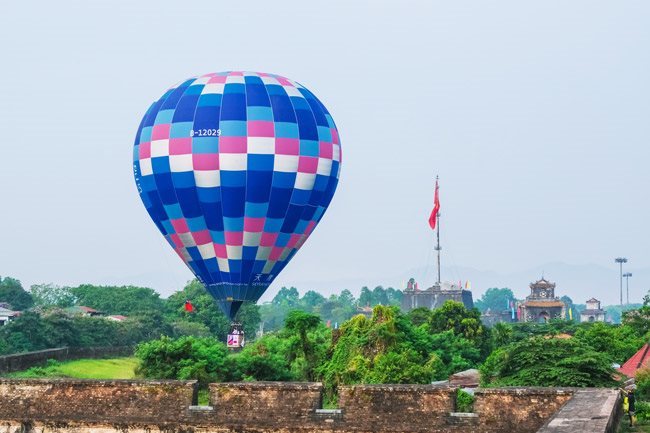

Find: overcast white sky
1;1;648;301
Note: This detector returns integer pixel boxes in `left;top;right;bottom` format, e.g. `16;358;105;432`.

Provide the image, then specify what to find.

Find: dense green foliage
474;288;515;313
480;336;617;387
0;277;33;310
9;358;137;379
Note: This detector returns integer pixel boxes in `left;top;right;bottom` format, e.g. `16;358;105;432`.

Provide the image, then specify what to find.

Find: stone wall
0;346;133;374
0;379;621;433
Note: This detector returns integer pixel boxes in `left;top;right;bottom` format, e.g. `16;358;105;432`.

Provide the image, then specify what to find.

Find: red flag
428;179;440;230
184;300;194;312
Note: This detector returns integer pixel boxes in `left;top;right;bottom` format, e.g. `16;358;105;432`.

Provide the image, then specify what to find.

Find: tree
491;322;514;348
480;337;617;387
428;300;492;358
30;284;77;308
406;307;431;327
284;311;324;381
71;284;164;315
272;287;300;307
573;322;642;364
0;277;33;310
372;286;389;306
474;288;514;313
359;286;372;307
302;291;326;309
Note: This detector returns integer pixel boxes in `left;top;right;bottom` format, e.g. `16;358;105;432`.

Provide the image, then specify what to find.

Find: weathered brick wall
208;381;323;427
0;379;196;423
474;388;574;433
338;384;456;431
0;346;133;374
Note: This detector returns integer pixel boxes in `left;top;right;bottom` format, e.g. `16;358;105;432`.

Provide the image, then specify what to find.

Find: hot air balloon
133;71;341;343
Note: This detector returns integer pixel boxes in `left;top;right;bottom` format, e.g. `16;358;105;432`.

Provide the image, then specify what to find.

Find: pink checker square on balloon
169;233;183;248
193;153;219;170
298;156;318;174
260;232;278;247
244;217;265;233
214;243;227;258
230;71;244;76
192;230;212;245
331;128;339;145
208;76;227;83
138;141;151;159
269;246;284;261
152;124;171;140
248;121;275;137
305;221;317;235
171;219;189;234
169;138;192;155
275;138;300;155
276;77;293;86
219;136;247;153
287;233;302;248
224;231;243;246
319;141;333;159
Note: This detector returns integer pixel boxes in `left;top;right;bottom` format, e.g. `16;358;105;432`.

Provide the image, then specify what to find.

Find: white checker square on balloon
243;231;262;247
226;75;245;84
139;158;153;176
283;86;303;97
279;248;291;261
169;154;193;172
316;158;333;176
202;83;225;95
247;137;275;154
192;77;211;85
197;243;216;260
294;172;316;190
217;257;230;272
226;245;242;260
179;232;196;248
255;246;272;260
274;155;299;172
194;170;220;187
150;139;170;158
219;153;248;171
333;144;341;162
262;260;276;274
179;247;191;262
260;76;280;86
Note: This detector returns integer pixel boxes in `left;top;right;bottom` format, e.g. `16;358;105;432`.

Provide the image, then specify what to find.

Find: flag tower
428;176;441;284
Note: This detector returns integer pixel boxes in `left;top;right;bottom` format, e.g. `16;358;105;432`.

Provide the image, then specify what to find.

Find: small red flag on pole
184;300;194;312
428;179;440;230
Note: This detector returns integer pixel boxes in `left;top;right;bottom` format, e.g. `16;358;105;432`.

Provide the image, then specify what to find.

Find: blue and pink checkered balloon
133;72;341;320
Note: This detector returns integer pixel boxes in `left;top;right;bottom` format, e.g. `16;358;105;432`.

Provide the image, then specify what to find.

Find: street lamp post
615;257;628;306
623;272;633;305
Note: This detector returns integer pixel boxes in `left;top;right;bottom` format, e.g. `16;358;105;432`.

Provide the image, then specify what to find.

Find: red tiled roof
618;344;650;378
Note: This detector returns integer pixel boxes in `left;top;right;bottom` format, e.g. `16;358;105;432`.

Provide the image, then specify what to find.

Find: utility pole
615;257;628;307
623;272;633;305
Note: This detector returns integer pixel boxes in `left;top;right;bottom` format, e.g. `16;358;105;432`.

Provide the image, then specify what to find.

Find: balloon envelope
133;72;341;320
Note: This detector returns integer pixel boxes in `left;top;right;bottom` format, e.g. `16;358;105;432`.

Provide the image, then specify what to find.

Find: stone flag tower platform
0;379;621;433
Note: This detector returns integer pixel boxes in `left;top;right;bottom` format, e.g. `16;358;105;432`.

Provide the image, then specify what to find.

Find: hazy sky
1;1;648;301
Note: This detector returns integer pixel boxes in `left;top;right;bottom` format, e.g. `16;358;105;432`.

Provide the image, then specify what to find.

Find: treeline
260;285;402;332
0;276;402;355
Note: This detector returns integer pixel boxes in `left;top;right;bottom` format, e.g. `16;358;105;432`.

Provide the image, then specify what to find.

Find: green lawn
7;357;139;379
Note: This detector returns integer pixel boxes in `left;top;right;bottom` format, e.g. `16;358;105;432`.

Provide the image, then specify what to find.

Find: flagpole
435;176;441;284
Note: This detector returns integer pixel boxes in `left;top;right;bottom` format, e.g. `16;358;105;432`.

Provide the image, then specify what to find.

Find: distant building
0;307;20;326
356;306;374;318
65;306;103;317
481;308;515;327
401;278;474;312
106;315;128;322
580;298;606;322
519;278;566;322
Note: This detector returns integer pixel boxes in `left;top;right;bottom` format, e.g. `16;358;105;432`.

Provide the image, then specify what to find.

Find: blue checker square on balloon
203;206;224;231
194;106;221;130
171;122;193;138
164;203;183;219
221;93;246;120
244;202;269;218
247;155;274;171
289;96;310;110
220;170;246;187
274;122;299;138
245;84;271;106
192;137;219;153
221;188;246;217
222;216;244;231
187;216;208;232
152;157;171;173
185;85;204;95
198;93;222;107
290;189;310;206
171;172;196;188
173;95;201;122
219;120;247;137
300;140;320;157
264;217;284;232
243;246;257;261
247;106;273;121
196;187;220;203
139;126;153;142
209;230;226;244
272;172;296;188
154;109;175;124
317;126;332;142
206;259;220;272
296;110;318;139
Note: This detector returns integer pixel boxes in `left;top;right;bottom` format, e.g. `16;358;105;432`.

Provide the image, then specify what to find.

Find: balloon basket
227;322;245;351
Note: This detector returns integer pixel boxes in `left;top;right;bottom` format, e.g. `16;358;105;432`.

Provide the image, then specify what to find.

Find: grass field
7;357;139;379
